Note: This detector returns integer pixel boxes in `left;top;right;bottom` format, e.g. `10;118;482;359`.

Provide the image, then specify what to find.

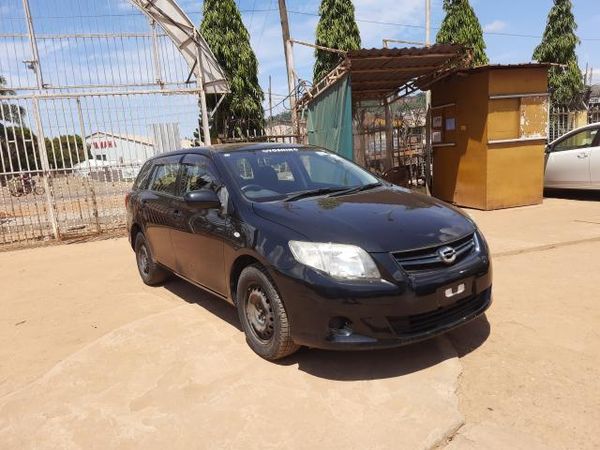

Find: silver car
545;123;600;189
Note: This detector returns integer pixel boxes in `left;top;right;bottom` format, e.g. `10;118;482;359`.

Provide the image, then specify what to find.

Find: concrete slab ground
0;195;599;449
0;240;466;449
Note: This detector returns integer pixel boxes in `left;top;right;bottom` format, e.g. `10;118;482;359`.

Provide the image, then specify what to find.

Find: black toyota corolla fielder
126;143;492;360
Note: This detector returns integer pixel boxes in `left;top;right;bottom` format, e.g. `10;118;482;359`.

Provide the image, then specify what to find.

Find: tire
236;264;300;360
134;232;170;286
8;187;22;197
34;186;45;195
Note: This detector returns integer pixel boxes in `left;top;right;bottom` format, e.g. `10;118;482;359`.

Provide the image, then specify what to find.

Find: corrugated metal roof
347;44;462;58
452;62;554;74
348;45;465;101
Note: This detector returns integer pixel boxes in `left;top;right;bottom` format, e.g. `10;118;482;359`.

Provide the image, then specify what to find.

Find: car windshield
219;147;380;202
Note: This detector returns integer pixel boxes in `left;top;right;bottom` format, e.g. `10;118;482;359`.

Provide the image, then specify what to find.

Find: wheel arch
229;254;264;304
130;223;143;249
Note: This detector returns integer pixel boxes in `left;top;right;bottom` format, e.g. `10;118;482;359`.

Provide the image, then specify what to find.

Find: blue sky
227;0;600;110
7;0;599;106
1;0;599;137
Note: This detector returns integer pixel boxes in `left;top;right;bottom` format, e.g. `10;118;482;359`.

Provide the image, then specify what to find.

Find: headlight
288;241;381;280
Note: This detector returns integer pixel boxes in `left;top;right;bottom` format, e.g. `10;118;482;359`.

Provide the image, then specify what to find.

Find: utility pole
277;0;298;140
269;75;273;122
195;30;212;146
424;0;432;195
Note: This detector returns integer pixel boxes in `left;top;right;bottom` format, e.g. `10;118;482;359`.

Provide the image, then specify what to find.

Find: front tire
236;264;299;360
134;232;170;286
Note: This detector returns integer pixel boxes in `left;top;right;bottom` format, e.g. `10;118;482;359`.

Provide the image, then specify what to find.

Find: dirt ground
0;195;599;449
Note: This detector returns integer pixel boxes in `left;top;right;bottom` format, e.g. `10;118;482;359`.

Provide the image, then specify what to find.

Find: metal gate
0;0;218;247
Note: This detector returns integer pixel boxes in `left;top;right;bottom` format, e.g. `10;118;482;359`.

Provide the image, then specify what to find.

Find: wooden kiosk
430;64;550;210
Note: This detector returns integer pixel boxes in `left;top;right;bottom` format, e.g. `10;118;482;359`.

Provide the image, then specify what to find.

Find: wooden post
355;109;366;166
384;98;394;170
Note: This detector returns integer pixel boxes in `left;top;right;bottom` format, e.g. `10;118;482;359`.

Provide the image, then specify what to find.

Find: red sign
92;140;117;149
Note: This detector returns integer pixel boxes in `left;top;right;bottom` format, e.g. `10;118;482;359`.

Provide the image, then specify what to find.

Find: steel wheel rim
137;244;150;276
245;286;275;343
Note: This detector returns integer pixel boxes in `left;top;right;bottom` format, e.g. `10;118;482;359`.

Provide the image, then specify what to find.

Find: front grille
392;233;476;272
387;292;487;336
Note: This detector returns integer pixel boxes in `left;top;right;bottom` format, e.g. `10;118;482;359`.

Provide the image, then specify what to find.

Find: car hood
252;187;476;253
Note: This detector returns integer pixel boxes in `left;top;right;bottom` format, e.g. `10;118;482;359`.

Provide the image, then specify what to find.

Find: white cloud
483;20;507;33
116;0;136;11
247;0;430;110
354;0;427;47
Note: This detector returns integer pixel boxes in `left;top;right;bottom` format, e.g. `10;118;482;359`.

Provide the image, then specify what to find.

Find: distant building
85;131;155;165
589;84;600;107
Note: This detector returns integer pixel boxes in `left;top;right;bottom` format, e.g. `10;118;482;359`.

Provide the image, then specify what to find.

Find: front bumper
271;251;492;350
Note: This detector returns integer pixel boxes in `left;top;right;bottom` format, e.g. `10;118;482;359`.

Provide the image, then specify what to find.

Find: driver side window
554;128;598;152
178;155;218;196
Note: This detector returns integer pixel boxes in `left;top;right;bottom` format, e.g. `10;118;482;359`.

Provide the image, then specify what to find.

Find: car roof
147;142;316;161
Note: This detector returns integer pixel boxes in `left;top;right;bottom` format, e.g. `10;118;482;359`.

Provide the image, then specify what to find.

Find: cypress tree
313;0;361;83
200;0;264;140
436;0;488;67
533;0;583;107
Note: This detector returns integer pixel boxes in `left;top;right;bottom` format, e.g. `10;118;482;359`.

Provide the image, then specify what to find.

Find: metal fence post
76;98;101;234
31;97;59;239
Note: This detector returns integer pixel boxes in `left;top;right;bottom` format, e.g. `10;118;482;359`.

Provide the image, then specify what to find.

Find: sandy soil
0;196;599;449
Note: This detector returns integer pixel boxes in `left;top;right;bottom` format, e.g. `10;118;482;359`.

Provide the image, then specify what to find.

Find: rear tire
134;232;170;286
236;264;300;360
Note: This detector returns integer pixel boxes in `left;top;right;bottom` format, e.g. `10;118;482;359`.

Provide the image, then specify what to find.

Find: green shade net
306;75;354;160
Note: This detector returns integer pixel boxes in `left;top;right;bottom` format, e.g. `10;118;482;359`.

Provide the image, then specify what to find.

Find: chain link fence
0;0;206;248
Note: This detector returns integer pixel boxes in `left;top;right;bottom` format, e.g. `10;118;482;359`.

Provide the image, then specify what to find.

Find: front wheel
236;264;300;360
134;232;170;286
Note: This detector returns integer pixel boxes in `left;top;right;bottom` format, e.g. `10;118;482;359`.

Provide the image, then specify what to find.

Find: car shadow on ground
163;277;491;381
544;189;600;201
280;316;490;381
163;278;242;332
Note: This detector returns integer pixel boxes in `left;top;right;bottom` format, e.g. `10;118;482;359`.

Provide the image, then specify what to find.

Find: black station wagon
126;143;492;360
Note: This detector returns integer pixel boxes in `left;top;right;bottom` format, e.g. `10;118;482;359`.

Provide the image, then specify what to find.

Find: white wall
86;134;155;165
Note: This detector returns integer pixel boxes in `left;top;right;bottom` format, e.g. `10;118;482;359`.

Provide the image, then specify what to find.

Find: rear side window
133;161;153;190
148;163;179;195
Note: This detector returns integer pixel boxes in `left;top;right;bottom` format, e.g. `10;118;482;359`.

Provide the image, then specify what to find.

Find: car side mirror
183;189;221;209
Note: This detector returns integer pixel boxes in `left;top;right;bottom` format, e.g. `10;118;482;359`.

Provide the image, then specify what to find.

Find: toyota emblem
437;245;457;264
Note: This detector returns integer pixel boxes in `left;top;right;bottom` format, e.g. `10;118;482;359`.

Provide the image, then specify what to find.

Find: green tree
1;75;32;178
533;0;583;107
436;0;488;67
44;134;87;170
200;0;264;140
0;75;26;125
313;0;361;83
0;125;39;174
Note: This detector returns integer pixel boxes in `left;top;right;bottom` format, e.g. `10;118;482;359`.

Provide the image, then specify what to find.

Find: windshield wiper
284;187;348;202
328;182;382;197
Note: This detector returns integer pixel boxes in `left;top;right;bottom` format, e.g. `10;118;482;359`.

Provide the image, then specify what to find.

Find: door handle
577;153;589;159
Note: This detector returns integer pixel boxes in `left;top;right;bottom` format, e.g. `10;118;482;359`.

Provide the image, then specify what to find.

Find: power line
2;7;599;42
286;10;600;42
